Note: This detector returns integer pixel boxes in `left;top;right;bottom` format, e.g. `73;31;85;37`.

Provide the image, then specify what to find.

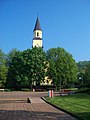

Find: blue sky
0;0;90;62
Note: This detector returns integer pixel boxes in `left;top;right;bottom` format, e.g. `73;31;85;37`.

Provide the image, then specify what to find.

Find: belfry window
37;32;39;37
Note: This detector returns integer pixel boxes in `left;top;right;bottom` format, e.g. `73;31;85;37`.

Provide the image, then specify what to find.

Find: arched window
37;32;39;37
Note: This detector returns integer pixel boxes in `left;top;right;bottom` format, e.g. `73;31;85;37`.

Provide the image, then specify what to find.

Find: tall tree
5;48;47;90
84;63;90;85
6;48;19;67
77;61;90;86
0;49;8;88
46;47;78;89
6;49;23;90
27;47;47;89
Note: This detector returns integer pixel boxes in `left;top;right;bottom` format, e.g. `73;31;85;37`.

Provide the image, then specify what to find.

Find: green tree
0;49;8;87
77;61;90;86
46;47;78;89
6;48;47;90
6;48;19;66
6;49;23;90
23;47;47;90
83;62;90;86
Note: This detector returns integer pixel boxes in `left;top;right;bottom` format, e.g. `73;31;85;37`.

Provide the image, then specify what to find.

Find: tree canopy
0;49;8;88
77;61;90;87
5;47;47;90
1;47;88;90
46;47;78;89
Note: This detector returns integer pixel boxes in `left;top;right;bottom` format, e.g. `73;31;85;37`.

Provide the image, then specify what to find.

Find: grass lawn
45;93;90;120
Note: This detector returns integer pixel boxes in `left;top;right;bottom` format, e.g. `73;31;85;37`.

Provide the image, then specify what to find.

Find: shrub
76;88;90;94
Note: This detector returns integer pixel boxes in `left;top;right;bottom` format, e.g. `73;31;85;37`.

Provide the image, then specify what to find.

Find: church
32;17;43;48
32;17;53;89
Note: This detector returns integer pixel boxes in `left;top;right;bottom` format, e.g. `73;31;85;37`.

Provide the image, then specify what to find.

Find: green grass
45;93;90;120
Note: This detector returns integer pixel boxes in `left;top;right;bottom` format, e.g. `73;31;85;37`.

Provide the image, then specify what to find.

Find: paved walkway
0;92;78;120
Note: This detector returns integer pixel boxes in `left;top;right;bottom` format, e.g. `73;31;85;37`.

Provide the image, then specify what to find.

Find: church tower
32;17;43;48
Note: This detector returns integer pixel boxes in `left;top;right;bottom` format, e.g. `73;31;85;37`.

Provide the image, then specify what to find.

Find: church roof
33;17;42;31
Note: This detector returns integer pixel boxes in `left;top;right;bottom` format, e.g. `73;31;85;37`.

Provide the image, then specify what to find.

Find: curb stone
41;97;80;120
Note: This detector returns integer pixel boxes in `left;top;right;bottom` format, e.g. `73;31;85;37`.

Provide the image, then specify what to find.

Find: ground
0;92;78;120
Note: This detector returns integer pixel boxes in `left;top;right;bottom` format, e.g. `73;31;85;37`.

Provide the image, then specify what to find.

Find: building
32;17;43;48
32;17;53;89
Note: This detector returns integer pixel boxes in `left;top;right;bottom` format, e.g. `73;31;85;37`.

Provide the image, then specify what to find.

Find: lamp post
79;76;83;85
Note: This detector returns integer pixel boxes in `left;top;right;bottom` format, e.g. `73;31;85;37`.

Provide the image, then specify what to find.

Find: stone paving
0;92;78;120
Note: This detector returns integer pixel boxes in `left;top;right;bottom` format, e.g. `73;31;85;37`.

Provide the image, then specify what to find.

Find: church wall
33;39;42;47
34;30;42;38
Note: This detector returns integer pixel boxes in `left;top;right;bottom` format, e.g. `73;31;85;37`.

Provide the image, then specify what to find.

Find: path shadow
0;110;77;120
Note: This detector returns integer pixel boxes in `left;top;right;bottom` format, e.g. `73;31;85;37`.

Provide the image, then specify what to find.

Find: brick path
0;92;78;120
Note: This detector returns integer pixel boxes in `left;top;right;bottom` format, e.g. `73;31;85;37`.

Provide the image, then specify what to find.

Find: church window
37;32;39;37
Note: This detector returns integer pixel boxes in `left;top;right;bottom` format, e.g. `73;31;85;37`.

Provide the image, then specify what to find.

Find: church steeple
32;17;43;48
33;17;42;31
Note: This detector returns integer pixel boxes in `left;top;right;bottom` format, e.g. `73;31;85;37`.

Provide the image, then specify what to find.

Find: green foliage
6;48;19;66
21;88;31;91
46;47;78;89
6;50;23;90
84;63;90;85
29;47;47;86
77;61;90;86
77;88;90;94
5;48;47;90
0;49;8;87
1;47;81;90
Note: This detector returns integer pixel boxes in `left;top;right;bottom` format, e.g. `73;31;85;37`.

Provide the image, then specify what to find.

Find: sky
0;0;90;62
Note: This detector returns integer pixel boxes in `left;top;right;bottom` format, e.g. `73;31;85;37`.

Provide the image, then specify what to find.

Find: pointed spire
33;17;42;31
